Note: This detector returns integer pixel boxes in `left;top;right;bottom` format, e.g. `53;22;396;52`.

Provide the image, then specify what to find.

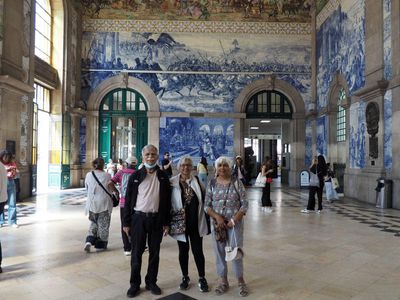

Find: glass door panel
114;117;137;161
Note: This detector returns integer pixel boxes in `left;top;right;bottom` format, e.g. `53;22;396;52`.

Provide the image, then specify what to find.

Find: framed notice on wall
6;140;16;155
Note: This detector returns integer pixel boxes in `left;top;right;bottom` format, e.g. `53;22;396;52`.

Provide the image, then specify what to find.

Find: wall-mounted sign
300;170;309;188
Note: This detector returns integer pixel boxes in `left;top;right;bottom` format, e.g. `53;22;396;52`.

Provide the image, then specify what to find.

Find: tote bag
254;172;266;187
309;172;320;187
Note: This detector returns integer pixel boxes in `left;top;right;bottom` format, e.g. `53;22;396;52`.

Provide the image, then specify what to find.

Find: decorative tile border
83;19;311;35
316;0;340;29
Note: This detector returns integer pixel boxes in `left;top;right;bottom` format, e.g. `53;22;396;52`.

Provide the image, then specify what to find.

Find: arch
87;74;159;112
327;72;350;111
234;75;305;115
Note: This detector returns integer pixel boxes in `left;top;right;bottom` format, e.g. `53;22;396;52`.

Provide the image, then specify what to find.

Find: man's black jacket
123;166;171;227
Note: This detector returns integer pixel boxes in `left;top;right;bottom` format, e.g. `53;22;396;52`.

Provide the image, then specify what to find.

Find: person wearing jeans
0;150;18;228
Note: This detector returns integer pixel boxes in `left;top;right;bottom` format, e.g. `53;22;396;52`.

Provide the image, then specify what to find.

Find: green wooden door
99;117;112;161
98;88;148;161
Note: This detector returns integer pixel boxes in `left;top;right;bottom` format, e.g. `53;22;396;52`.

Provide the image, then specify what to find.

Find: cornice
0;75;34;95
316;0;340;29
83;19;311;35
353;80;389;101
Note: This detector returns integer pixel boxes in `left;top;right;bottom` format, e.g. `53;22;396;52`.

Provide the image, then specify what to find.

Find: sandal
215;281;229;295
238;282;249;297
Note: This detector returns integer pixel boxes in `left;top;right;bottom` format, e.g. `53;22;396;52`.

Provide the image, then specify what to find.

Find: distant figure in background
324;163;338;202
0;158;8;272
301;155;328;214
106;158;115;175
162;151;173;178
232;156;246;185
109;156;138;256
0;150;18;228
12;155;20;202
84;157;116;252
117;158;126;171
197;157;209;189
260;159;274;213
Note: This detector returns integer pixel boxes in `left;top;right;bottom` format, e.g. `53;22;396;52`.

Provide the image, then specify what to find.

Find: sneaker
180;276;190;290
316;210;321;214
260;207;265;212
265;207;273;213
127;285;140;298
84;242;91;253
11;224;19;228
124;251;131;256
145;283;162;295
301;208;309;213
198;277;209;292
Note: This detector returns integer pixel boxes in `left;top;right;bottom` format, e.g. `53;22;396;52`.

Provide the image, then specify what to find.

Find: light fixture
250;126;259;130
260;120;271;123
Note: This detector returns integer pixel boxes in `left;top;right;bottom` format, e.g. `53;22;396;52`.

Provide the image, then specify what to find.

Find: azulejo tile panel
83;19;311;35
316;0;340;29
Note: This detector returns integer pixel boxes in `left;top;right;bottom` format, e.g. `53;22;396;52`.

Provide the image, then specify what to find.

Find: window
246;90;292;119
336;88;346;142
33;83;51;112
35;0;52;63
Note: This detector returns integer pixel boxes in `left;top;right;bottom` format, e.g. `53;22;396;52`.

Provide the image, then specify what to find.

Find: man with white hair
123;145;171;298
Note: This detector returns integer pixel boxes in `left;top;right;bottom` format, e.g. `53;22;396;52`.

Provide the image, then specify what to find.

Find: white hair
141;144;158;156
177;156;193;169
214;156;233;169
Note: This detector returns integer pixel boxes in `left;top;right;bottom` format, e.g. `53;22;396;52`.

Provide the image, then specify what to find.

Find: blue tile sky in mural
384;90;392;169
159;117;234;166
316;115;327;157
81;32;311;112
349;101;366;169
305;119;313;166
317;0;365;110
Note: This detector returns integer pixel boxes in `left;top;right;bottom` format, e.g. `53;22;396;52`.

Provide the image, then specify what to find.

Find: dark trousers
177;229;205;278
130;213;163;288
120;207;132;252
307;185;323;211
0;201;5;265
261;183;272;207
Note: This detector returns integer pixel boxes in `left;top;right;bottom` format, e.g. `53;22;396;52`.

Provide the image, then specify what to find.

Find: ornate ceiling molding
83;19;311;35
316;0;340;29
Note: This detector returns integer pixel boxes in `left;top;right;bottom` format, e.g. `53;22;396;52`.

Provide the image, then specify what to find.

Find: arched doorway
245;90;293;183
234;76;306;187
98;88;148;162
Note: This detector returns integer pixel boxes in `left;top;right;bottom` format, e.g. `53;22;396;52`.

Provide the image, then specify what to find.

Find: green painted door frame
98;88;148;162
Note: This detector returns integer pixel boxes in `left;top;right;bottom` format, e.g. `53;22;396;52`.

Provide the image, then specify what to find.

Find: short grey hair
141;144;158;156
214;156;233;169
177;156;193;169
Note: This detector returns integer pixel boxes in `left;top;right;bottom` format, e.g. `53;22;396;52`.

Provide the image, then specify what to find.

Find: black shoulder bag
91;171;119;207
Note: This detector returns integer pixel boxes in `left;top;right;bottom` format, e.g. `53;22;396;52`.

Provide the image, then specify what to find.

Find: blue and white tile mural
383;0;392;80
81;32;311;112
316;0;365;110
384;90;392;169
316;115;327;157
80;117;86;163
305;119;313;166
349;101;366;169
159;117;234;166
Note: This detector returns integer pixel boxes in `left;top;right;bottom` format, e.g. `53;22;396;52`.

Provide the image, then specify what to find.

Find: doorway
98;88;148;162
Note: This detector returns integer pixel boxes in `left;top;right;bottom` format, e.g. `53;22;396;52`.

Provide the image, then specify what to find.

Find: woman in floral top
205;156;249;297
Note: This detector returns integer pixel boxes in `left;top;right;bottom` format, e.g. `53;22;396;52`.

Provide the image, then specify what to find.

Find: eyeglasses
180;164;192;168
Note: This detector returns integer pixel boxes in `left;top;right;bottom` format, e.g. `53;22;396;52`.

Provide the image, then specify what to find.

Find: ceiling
244;118;290;138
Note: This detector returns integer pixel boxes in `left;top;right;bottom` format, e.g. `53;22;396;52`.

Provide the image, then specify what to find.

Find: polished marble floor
1;185;400;300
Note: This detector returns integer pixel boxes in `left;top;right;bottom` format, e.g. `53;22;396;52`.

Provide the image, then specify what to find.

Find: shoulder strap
92;171;112;198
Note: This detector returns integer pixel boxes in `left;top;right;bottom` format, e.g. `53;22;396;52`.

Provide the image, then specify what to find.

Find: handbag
225;227;244;261
266;177;273;183
214;221;227;242
332;177;339;190
254;172;266;187
170;208;186;235
91;171;119;207
309;172;319;187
